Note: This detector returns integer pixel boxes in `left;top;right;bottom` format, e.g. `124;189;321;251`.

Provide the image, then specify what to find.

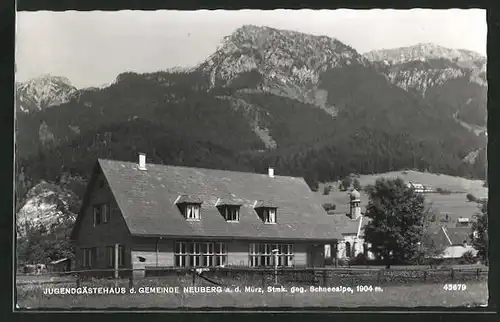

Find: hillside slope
15;26;487;238
365;43;487;129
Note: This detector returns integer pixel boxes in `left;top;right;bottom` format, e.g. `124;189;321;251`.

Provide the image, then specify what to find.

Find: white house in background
406;182;433;193
456;217;471;227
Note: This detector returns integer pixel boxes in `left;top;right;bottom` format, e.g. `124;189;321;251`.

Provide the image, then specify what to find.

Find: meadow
317;170;487;223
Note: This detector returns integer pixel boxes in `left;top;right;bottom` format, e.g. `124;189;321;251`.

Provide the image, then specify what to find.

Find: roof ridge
98;158;304;180
441;226;453;246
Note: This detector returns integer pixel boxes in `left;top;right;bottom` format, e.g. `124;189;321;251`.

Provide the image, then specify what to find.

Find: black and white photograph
14;9;489;309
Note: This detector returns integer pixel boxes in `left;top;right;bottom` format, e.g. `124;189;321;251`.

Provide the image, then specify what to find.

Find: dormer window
254;200;278;224
262;208;276;223
184;204;201;220
175;195;203;221
216;197;242;222
219;205;240;222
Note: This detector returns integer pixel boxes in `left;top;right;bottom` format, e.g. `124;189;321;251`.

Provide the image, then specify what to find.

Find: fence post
476;268;480;280
129;276;134;288
377;269;382;284
423;270;428;282
76;277;80;288
451;269;455;282
192;269;196;286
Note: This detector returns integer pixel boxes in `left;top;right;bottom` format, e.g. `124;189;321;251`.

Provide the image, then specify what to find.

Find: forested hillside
15;26;487;263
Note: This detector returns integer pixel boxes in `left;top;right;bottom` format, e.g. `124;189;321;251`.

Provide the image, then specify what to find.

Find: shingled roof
78;159;342;241
446;227;473;245
329;215;372;237
425;226;473;248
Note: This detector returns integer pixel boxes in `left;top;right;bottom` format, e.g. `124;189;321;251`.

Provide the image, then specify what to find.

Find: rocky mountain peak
363;42;487;96
364;43;485;66
16;74;78;113
199;24;365;111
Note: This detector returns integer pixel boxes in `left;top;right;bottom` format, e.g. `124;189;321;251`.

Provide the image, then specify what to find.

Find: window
175;242;188;267
184;204;201;220
345;242;351;258
249;243;294;267
82;248;94;268
219;205;240;222
215;243;227;266
174;241;227;267
118;245;125;267
106;246;114;267
202;242;214;267
93;203;109;226
256;207;277;224
106;245;125;267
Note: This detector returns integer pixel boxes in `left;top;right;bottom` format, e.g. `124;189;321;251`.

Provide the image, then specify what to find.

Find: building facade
326;189;375;262
70;155;341;278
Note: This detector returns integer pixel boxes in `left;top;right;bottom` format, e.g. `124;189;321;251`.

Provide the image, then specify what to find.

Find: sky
16;9;487;89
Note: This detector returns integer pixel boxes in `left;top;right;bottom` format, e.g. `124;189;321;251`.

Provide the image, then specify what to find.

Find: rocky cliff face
364;43;487;133
16;75;78;113
197;25;368;114
365;43;486;95
16;178;83;237
364;42;485;65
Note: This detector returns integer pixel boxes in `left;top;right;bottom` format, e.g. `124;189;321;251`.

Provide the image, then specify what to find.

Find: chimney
268;167;274;178
138;153;147;170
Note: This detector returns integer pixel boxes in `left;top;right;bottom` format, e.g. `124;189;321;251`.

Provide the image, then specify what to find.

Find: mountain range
15;25;487;233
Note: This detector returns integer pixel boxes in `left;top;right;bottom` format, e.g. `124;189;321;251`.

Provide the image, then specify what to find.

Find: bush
322;203;336;212
353;178;362;191
323;185;332;195
466;193;477;202
349;253;367;266
460;251;477;264
340;176;352;191
308;179;319;192
436;187;452;194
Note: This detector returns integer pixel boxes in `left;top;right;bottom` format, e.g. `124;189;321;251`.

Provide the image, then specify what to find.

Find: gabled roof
425;225;473;250
215;197;244;207
330;214;371;237
446;227;472;245
254;200;278;208
78;159;342;241
175;194;203;204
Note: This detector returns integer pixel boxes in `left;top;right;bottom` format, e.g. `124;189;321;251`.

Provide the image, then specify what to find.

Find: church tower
349;189;362;220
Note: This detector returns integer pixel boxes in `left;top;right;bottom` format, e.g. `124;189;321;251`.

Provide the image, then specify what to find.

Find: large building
70;154;342;278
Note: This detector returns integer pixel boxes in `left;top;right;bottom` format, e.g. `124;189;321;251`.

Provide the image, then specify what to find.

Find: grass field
16;280;488;309
317;170;487;224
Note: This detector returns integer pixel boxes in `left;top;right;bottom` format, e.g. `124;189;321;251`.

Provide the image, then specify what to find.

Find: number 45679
443;284;467;291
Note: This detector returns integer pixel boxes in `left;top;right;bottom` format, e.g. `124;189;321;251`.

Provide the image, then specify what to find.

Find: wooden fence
16;266;488;289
